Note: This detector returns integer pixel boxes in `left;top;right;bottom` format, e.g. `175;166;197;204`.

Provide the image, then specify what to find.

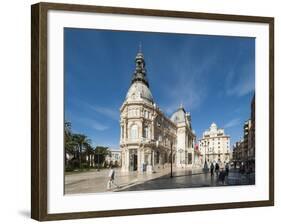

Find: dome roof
126;81;153;103
170;107;186;124
210;122;218;131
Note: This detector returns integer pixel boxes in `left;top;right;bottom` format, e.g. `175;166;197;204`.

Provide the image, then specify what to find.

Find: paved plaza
117;169;255;192
65;167;255;194
65;167;174;194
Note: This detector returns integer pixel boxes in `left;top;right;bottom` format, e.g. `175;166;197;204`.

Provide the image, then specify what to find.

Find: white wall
0;0;280;223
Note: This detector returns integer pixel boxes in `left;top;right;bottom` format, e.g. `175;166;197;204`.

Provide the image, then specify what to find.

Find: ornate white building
198;123;230;164
105;149;121;167
120;49;196;173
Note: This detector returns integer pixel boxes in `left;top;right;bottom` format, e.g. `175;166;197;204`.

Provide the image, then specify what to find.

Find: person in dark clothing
210;162;214;176
219;170;226;184
240;162;245;174
225;163;230;176
215;162;220;176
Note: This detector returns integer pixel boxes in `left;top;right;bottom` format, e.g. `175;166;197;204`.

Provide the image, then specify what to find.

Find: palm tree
94;146;110;169
84;143;95;168
64;121;76;167
72;134;91;168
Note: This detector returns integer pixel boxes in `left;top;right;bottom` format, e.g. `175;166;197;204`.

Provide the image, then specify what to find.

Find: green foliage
65;166;74;172
94;146;110;166
64;121;109;172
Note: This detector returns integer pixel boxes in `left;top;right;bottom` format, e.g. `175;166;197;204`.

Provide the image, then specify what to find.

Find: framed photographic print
31;2;274;221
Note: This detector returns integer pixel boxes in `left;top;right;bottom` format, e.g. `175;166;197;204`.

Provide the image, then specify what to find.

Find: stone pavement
65;167;255;194
117;169;255;192
65;166;202;194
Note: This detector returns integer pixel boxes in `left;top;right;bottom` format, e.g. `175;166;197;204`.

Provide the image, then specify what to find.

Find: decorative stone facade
120;49;196;173
105;149;121;167
199;123;230;164
232;95;255;170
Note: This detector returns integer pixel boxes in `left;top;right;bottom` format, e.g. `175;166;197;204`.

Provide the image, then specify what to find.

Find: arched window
130;124;138;139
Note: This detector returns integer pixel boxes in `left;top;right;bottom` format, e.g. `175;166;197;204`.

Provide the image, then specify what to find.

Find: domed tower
120;47;156;172
125;47;154;104
120;46;183;173
170;104;196;168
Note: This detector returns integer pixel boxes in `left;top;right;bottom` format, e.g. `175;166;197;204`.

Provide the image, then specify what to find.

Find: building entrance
129;149;138;171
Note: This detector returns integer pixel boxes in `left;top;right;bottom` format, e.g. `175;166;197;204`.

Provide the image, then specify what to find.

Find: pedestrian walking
221;162;226;172
218;170;226;184
210;162;214;176
215;162;220;176
225;162;230;176
107;165;118;190
240;162;245;174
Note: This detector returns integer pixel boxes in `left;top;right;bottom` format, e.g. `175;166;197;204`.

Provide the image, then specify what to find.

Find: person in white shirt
107;165;118;190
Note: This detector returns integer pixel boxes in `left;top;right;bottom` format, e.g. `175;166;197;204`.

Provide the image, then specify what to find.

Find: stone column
140;148;145;172
137;148;141;172
124;149;130;172
151;120;155;139
152;149;155;167
121;149;125;172
124;119;127;139
146;148;153;173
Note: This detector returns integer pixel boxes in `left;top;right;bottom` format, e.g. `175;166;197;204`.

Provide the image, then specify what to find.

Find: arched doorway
129;149;138;171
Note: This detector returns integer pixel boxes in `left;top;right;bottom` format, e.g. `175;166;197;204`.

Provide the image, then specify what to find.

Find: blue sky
64;28;255;150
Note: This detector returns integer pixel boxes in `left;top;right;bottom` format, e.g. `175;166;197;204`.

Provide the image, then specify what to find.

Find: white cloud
160;50;218;114
226;62;255;97
90;105;119;121
224;118;240;128
77;117;109;131
90;119;109;131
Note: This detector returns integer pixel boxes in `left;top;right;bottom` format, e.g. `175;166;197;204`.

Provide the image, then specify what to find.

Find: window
144;110;148;118
188;153;192;164
130;124;138;139
143;126;149;139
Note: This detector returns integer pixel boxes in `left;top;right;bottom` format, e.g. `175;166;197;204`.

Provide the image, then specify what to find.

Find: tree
72;134;92;168
84;142;95;168
94;146;110;168
64;121;77;168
